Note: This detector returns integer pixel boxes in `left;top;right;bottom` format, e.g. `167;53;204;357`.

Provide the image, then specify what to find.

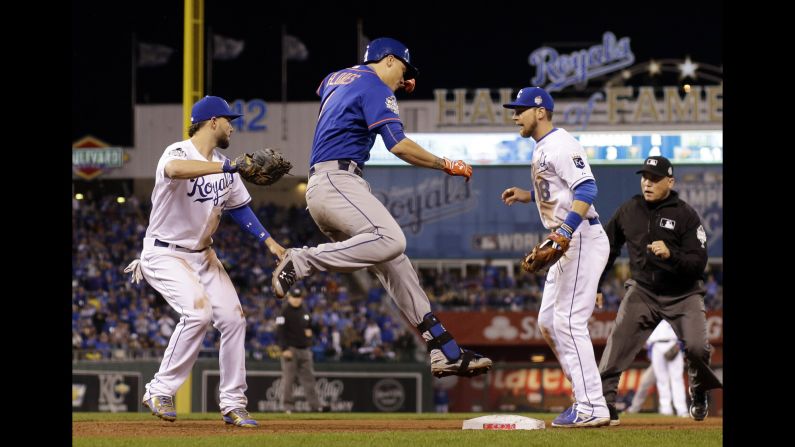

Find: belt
309;159;363;177
154;239;205;253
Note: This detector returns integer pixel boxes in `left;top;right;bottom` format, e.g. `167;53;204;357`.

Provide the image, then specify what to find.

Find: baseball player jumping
501;87;610;427
125;96;285;427
271;37;492;378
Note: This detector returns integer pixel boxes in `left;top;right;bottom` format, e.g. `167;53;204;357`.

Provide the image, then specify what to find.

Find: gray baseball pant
289;163;431;326
599;279;723;406
280;347;320;411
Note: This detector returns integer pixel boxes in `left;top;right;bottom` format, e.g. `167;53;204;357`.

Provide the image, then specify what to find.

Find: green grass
73;412;723;447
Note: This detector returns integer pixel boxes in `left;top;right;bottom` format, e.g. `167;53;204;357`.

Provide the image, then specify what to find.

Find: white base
462;414;545;430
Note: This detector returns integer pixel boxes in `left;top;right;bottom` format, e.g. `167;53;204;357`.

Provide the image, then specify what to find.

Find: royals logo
529;31;634;92
188;173;235;206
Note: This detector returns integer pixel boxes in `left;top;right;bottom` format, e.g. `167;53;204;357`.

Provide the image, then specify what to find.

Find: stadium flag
213;34;245;60
284;34;308;61
137;42;174;67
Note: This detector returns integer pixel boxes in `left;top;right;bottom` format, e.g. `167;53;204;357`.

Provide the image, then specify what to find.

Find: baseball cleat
689;387;708;421
222;408;258;427
608;403;621;426
143;395;176;422
272;250;297;298
430;348;492;378
551;404;610;428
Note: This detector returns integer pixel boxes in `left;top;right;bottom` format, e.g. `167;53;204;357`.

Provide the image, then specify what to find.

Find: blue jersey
310;65;402;167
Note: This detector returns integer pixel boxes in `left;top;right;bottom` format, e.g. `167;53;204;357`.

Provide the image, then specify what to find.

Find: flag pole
206;26;213;95
131;32;137;146
281;24;288;141
356;18;364;62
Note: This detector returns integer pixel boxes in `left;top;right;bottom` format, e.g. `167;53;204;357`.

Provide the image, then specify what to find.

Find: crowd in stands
417;260;724;314
72;195;723;361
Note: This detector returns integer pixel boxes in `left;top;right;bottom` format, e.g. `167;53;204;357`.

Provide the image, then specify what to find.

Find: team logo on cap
646;159;658;166
534;96;543;106
516;89;523;99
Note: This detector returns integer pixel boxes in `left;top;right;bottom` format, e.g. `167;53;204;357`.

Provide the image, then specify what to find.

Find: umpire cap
364;37;419;79
636;156;674;177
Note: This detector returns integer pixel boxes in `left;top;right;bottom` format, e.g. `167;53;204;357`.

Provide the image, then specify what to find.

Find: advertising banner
435;310;723;346
202;370;423;413
72;370;142;412
365;165;722;258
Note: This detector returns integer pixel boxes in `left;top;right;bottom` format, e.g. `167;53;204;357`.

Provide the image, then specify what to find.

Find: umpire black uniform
597;156;722;423
276;288;321;412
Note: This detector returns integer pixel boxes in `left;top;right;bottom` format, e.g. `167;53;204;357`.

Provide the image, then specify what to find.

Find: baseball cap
288;288;304;297
502;87;554;111
636;156;674;177
190;96;243;123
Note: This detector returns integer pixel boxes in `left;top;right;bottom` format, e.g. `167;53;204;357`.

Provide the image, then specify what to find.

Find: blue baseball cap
190;96;243;123
502;87;554;111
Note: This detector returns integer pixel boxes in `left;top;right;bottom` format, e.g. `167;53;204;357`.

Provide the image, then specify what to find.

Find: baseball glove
520;232;571;273
664;342;680;361
235;147;293;186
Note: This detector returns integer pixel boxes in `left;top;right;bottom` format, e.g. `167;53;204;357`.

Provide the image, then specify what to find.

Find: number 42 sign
229;99;268;132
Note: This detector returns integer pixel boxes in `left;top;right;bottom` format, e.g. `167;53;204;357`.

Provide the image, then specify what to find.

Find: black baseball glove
232;148;293;186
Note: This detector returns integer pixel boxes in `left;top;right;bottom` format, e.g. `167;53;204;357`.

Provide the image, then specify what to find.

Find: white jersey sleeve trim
570;175;597;190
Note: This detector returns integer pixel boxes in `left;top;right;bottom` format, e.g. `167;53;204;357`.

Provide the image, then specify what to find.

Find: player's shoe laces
222;408;258;427
272;251;297;298
689;387;708;421
551;404;610;428
430;348;492;378
607;403;620;426
143;395;176;422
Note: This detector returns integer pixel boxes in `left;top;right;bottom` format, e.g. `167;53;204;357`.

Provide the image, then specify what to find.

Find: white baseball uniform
139;139;252;414
532;128;610;418
647;320;687;416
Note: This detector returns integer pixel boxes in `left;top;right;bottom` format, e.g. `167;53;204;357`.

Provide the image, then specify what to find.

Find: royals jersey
532;128;599;229
145;139;251;250
646;319;678;345
310;65;403;167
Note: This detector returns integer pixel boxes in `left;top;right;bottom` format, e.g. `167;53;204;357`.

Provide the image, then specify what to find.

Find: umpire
597;156;722;425
276;287;322;413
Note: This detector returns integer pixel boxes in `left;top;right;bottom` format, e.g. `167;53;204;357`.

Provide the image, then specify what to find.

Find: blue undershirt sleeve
561;180;598;234
228;205;271;241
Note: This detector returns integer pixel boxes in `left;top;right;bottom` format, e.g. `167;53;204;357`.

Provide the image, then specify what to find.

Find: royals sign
529;31;635;92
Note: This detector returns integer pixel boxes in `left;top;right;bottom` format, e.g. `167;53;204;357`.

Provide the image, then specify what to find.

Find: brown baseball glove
520;231;571;273
234;147;293;186
664;342;681;361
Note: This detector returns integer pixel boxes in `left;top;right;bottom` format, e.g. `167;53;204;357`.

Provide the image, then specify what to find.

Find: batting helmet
363;37;419;79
